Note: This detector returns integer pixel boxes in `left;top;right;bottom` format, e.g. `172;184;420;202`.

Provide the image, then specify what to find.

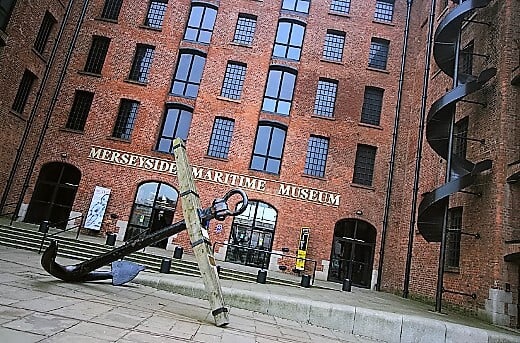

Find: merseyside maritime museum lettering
88;146;341;207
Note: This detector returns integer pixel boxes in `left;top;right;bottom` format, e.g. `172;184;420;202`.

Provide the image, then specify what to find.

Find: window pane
145;0;168;29
314;79;337;118
34;11;56;54
221;62;247;100
330;0;350;14
304;136;329;177
207;118;235;158
265;70;281;97
250;123;286;174
101;0;123;20
84;36;110;74
322;31;345;61
156;106;193;153
65;90;95;131
368;38;389;70
273;21;305;61
12;69;37;114
233;14;256;45
112;99;139;140
352;145;377;186
171;51;206;97
360;87;384;126
374;0;394;22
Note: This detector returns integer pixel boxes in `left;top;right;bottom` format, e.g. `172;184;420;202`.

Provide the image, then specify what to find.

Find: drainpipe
0;0;75;214
403;0;437;298
377;0;414;291
12;0;90;221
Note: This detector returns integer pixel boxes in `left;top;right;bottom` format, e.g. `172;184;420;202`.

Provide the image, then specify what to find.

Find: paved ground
0;245;380;342
1;238;519;342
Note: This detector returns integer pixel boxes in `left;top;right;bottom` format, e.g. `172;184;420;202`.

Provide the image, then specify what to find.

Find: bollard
105;233;116;246
300;274;311;288
342;278;352;292
256;270;267;284
216;265;221;275
39;220;49;233
160;258;171;273
173;246;184;259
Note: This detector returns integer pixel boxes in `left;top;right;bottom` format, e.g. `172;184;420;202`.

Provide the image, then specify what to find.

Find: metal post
172;138;229;327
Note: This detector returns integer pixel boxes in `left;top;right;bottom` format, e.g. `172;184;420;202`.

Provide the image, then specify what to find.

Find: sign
88;146;341;207
84;186;111;231
215;224;223;234
295;228;310;270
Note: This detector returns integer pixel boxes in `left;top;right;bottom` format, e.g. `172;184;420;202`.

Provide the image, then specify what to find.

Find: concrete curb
133;274;519;343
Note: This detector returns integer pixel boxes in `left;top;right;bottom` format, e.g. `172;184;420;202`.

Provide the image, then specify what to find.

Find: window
322;30;345;62
352;144;377;186
374;0;394;22
12;69;37;114
0;0;16;32
330;0;350;14
170;50;206;98
446;207;463;268
368;38;389;70
65;90;94;131
460;41;474;75
101;0;123;20
128;44;155;83
314;78;337;117
207;117;235;159
233;14;256;45
262;66;297;116
34;11;56;54
281;0;310;14
453;117;468;159
304;136;329;177
84;36;110;74
250;122;287;174
184;3;217;44
272;20;306;61
112;99;139;140
144;0;168;29
221;62;246;100
156;105;193;153
360;87;384;126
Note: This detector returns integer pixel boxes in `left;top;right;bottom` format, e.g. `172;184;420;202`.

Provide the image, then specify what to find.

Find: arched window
250;122;287;174
170;49;207;98
126;181;178;248
156;104;193;153
262;66;297;116
184;3;218;44
225;200;277;268
273;19;306;61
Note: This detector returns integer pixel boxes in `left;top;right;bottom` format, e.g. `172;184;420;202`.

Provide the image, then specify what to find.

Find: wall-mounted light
60;152;67;159
355;210;363;216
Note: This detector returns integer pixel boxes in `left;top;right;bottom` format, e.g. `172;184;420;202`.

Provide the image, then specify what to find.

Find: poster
295;227;310;270
84;186;111;231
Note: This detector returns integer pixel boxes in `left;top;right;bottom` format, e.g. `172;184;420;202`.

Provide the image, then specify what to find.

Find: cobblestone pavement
0;246;378;342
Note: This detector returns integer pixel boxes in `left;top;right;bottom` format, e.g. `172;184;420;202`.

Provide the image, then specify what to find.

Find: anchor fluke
112;260;145;286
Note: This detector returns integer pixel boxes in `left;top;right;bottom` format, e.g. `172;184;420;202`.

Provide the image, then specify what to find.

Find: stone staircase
0;222;300;287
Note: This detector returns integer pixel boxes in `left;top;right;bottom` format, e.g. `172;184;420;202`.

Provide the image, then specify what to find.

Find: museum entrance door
126;181;178;248
327;219;376;288
25;162;81;229
225;200;277;269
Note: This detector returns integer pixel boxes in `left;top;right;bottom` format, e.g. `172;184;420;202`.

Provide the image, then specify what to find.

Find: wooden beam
172;138;229;327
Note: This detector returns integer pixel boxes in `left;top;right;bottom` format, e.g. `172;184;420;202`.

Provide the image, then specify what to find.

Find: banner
84;186;111;231
295;228;310;270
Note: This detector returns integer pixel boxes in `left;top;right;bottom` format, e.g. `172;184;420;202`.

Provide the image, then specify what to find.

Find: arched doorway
328;219;376;288
25;162;81;229
125;181;178;248
225;200;277;268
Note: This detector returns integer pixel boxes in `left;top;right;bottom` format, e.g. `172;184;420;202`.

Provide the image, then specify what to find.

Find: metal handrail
0;202;18;226
38;214;84;253
212;241;317;285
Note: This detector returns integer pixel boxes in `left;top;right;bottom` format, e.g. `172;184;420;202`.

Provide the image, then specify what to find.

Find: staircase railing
38;214;84;253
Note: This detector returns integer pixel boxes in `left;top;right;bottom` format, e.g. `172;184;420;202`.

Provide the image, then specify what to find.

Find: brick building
0;0;518;328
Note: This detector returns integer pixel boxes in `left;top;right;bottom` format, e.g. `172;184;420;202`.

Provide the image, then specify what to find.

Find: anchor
41;188;248;285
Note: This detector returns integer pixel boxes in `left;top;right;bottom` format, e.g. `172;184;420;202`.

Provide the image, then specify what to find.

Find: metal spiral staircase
418;0;496;242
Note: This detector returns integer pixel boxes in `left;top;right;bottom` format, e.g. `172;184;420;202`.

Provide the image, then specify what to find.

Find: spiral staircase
417;0;496;242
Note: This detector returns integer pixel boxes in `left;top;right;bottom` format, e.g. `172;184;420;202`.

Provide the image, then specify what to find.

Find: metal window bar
314;79;337;117
460;41;474;75
368;39;389;70
101;0;123;20
304;136;329;177
374;0;394;22
221;62;246;100
144;0;168;29
65;91;94;131
233;15;256;45
453;117;468;158
34;11;56;54
353;145;376;186
445;207;462;268
207;118;235;159
84;36;110;74
129;44;155;82
12;70;37;114
112;99;139;140
322;31;345;61
361;87;384;126
330;0;350;14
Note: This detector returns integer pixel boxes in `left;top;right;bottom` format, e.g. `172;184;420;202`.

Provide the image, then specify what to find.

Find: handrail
212;241;317;285
38;214;84;253
0;202;18;226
